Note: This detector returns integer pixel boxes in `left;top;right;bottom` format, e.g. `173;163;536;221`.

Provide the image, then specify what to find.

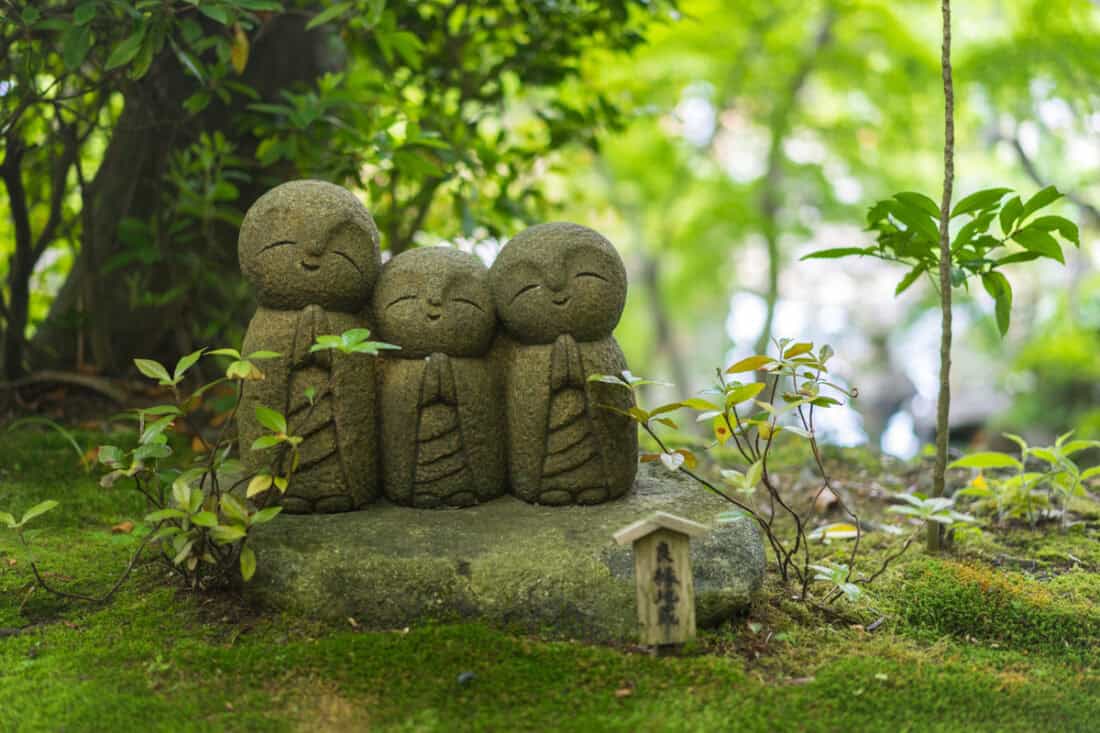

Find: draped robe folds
379;352;506;507
239;304;379;513
498;333;638;505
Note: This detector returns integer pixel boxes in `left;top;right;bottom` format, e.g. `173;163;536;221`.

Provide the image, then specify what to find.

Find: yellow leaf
783;342;813;359
727;355;774;373
230;24;249;75
726;382;766;405
713;414;732;446
246;474;274;498
970;473;988;490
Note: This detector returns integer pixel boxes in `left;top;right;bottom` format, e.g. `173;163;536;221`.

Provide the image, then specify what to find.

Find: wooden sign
613;512;708;647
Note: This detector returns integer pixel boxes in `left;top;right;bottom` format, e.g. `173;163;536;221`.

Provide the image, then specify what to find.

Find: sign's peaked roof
612;511;709;546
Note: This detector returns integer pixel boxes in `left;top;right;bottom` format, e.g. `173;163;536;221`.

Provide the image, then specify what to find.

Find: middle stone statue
374;247;508;508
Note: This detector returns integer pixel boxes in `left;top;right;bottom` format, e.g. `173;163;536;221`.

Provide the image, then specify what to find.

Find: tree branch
1005;134;1100;226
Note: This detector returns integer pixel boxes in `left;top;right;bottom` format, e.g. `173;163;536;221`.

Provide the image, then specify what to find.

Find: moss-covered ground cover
3;430;1100;732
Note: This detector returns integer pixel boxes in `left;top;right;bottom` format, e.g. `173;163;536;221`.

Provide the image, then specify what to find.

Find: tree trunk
929;0;955;553
31;16;335;375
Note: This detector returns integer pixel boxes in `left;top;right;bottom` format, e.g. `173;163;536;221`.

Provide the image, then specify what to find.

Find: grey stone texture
238;180;383;513
489;222;639;505
373;248;507;507
245;462;767;639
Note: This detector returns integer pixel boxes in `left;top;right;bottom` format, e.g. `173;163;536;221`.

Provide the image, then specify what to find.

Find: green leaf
251;507;282;525
886;199;940;244
220;494;249;525
894;264;926;296
255;405;287;434
306;2;353;29
996;251;1042;267
208;348;242;359
134;358;171;383
999;196;1023;235
1012;228;1064;264
239;545;257;581
20;500;59;526
74;2;97;25
681;398;719;411
173;348;205;382
139;405;182;417
894;192;940;218
62;24;94;70
197;4;230;24
1029;216;1080;246
140;415;175;445
105;24;148;71
0;511;16;528
726;383;766;405
251;435;282;451
980;271;1012;337
949;452;1022;470
210;525;247;544
1020;185;1063;220
191;511;218;528
950;187;1012;218
800;247;874;260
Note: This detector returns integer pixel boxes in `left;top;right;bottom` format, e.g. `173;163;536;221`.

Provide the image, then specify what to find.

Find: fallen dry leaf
614;688;634;698
111;521;135;535
815;487;838;513
192;435;208;454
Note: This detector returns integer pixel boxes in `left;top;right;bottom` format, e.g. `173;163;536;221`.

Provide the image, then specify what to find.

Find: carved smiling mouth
427;312;442;322
552;295;571;307
300;260;321;272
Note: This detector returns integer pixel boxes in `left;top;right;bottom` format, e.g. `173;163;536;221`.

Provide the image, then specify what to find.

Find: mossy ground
3;429;1100;732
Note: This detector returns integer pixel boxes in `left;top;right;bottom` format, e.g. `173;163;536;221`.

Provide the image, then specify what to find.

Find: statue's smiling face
374;247;496;358
490;223;627;344
239;180;381;312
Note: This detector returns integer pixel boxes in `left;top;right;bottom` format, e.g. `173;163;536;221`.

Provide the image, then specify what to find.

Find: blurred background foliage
2;0;1100;455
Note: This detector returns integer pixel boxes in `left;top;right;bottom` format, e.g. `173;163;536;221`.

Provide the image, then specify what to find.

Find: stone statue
488;222;639;505
237;180;382;513
374;247;507;507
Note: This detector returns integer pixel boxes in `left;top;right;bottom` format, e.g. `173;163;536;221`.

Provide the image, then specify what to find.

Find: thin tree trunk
640;253;691;398
929;0;955;553
0;140;32;379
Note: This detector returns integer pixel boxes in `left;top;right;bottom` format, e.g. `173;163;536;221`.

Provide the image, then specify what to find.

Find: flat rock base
246;463;766;641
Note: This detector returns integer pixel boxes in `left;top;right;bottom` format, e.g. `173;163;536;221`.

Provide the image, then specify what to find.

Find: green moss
5;431;1100;731
888;557;1100;655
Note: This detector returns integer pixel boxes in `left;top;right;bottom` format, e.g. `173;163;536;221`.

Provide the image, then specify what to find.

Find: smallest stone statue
374;247;507;507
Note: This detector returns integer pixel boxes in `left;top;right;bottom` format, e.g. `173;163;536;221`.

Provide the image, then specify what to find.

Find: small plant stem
22;529;155;604
930;0;955;554
641;421;796;583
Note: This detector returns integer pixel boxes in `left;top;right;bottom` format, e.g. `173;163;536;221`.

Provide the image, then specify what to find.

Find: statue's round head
373;247;496;358
489;222;627;344
238;180;381;312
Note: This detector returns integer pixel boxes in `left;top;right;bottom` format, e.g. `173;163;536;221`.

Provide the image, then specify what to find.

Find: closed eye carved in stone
575;271;609;282
331;249;364;276
452;296;485;313
510;283;540;303
385;294;418;310
259;240;296;254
